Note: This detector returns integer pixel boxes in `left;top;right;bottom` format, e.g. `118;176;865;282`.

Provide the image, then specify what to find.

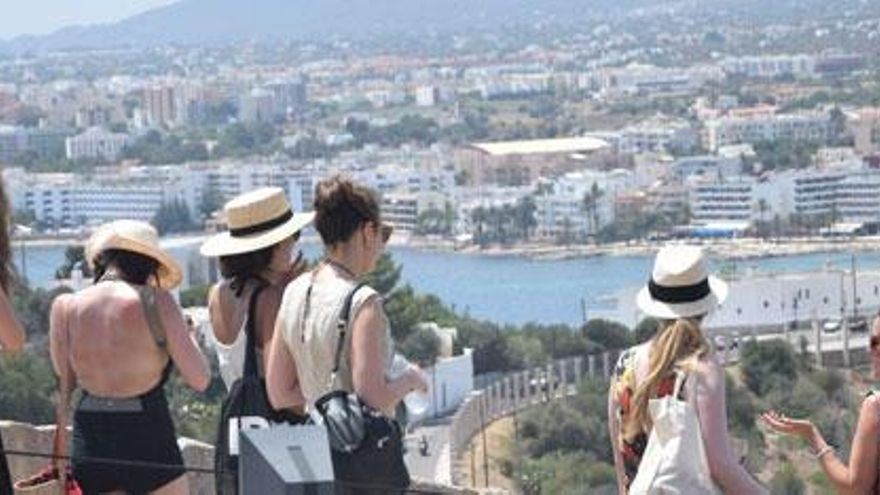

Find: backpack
629;371;722;495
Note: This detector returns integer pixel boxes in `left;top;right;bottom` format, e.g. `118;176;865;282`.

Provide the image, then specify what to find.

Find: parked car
823;319;842;333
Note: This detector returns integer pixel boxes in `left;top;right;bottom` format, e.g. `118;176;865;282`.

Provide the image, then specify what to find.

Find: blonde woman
762;315;880;493
607;245;766;494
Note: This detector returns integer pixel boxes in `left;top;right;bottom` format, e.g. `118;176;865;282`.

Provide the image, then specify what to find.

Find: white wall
423;349;474;418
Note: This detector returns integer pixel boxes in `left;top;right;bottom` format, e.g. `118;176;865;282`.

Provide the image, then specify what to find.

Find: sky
0;0;179;40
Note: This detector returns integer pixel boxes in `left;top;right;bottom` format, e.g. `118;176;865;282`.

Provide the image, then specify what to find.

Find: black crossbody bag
310;282;410;494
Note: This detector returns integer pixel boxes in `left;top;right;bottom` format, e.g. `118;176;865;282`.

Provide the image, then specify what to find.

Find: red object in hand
15;465;82;494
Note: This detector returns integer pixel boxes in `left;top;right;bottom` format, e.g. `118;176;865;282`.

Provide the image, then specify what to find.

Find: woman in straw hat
49;219;210;495
200;186;314;392
608;245;766;494
0;176;26;495
761;314;880;493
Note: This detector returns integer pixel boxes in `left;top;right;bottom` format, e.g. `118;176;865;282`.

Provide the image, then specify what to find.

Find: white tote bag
629;372;722;495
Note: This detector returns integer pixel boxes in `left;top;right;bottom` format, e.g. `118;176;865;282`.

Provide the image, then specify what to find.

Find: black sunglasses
871;336;880;350
379;223;393;243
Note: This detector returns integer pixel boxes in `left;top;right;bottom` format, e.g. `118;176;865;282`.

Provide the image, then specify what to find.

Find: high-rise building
142;86;177;128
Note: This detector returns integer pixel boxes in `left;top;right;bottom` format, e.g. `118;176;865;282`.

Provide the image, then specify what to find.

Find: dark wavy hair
313;176;381;246
0;177;13;292
218;244;275;296
92;249;160;286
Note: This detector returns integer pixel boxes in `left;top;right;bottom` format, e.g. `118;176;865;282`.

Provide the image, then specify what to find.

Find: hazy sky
1;0;178;39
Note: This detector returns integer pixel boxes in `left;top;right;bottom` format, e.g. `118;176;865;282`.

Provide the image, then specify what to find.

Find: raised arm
156;289;210;392
0;285;25;352
695;358;767;495
764;394;880;494
350;296;425;414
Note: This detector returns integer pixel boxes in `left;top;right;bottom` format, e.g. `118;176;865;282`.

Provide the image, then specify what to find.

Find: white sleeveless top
277;272;394;410
211;286;265;391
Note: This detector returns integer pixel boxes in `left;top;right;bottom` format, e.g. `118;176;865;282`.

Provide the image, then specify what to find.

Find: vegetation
152;198;198;235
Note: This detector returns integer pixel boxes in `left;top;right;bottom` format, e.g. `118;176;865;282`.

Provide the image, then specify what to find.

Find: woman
50;220;210;495
607;245;766;494
0;176;26;494
200;186;313;391
266;176;427;484
762;315;880;493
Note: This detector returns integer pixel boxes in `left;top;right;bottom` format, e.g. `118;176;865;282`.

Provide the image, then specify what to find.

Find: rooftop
468;136;608;156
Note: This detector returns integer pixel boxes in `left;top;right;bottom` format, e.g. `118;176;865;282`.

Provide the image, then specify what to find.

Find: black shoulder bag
214;283;305;494
311;283;410;494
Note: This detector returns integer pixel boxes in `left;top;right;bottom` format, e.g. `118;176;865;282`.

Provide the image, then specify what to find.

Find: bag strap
137;285;166;349
327;282;367;389
673;370;688;400
243;282;268;379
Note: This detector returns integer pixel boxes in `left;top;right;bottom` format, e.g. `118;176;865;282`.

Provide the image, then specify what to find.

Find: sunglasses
379;223;393;243
871;336;880;350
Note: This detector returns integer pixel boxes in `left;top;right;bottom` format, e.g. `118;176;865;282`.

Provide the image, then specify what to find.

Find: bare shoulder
51;292;75;313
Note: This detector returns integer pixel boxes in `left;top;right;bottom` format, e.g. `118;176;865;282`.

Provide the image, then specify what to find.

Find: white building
617;117;699;154
671;155;742;182
721;55;816;79
381;191;447;232
415;86;440;107
597;267;880;331
703;111;832;151
239;89;275;124
65;127;129;161
534;169;634;240
598;64;722;97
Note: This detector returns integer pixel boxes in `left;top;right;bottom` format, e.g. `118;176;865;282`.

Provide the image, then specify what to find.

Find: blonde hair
623;317;711;442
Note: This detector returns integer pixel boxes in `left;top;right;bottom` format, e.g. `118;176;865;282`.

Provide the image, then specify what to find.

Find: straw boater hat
636;245;728;319
86;220;183;289
199;187;314;258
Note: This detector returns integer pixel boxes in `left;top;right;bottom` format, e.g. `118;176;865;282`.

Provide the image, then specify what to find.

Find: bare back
64;282;169;398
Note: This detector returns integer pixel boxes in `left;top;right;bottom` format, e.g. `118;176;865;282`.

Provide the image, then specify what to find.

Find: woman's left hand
760;410;816;441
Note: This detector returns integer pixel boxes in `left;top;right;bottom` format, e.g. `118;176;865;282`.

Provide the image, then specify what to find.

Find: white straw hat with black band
86;220;183;289
200;187;314;258
636;245;728;320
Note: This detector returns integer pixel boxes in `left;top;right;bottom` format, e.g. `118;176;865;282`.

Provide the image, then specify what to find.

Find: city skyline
0;0;177;40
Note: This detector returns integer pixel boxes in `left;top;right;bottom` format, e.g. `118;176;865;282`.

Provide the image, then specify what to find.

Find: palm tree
582;182;603;243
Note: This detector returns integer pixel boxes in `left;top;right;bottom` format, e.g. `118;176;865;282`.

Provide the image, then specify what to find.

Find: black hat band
230;209;293;238
648;277;711;304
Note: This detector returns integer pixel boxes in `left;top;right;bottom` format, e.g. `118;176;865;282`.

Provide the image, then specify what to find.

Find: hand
280;252;308;286
760;410;817;442
406;365;429;394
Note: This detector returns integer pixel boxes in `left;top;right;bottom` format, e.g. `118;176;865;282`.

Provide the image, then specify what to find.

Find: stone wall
0;421;469;494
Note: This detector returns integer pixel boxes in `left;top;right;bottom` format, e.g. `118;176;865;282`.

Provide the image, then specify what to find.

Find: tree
199;184;225;219
581;319;633;351
633;318;659;343
399;328;442;367
740;339;799;396
769;462;805;495
363;253;402;299
0;352;57;423
152;198;196;235
514;196;537;241
582;183;603;242
55;245;92;280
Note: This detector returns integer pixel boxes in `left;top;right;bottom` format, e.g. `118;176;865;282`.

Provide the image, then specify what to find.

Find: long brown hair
0;177;13;292
623;317;711;442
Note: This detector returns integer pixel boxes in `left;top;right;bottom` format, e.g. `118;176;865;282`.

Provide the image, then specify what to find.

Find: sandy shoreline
13;232;880;261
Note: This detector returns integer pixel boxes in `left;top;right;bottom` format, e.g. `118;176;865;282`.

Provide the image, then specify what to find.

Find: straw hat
636;245;728;319
200;187;314;258
86;220;183;289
